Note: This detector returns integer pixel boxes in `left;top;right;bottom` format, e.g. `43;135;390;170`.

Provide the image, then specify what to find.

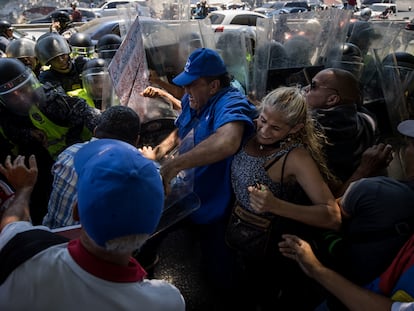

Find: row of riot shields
97;6;414;222
252;9;352;100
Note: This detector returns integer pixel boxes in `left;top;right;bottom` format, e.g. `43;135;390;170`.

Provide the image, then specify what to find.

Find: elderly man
0;139;185;310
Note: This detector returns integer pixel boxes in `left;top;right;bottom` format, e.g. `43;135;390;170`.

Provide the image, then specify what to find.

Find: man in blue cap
143;47;256;308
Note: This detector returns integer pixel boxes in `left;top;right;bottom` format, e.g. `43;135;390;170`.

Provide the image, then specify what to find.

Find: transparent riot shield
151;128;199;237
215;30;253;95
253;9;351;100
165;18;216;80
377;55;414;137
147;0;192;21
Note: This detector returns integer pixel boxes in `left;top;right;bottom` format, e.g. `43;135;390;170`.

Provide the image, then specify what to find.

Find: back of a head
74;139;164;249
94;105;141;145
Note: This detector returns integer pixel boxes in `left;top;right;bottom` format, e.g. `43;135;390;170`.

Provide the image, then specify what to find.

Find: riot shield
165;18;216;81
252;9;351;100
377;53;414;137
215;30;253;95
356;21;406;137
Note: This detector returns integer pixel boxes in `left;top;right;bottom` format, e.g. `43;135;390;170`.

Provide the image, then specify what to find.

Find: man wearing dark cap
144;48;256;307
0;140;185;310
334;119;414;286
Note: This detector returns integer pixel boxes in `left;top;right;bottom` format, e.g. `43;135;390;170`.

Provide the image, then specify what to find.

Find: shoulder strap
264;148;294;195
0;229;69;285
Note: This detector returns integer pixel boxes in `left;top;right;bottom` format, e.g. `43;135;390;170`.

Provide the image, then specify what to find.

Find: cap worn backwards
172;48;227;86
74;138;164;247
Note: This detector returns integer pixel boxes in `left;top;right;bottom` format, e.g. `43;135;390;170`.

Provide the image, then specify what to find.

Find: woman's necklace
258;140;282;151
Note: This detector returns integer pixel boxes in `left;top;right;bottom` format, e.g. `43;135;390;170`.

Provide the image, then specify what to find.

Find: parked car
90;0;153;17
208;10;267;34
361;0;395;7
254;1;286;15
354;2;397;18
283;1;311;11
267;6;308;16
28;7;99;23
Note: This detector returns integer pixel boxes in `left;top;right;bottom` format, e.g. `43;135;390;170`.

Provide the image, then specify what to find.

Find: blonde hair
260;86;338;185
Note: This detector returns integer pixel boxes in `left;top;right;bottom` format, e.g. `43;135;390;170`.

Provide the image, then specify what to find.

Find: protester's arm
160;121;245;192
279;234;394;311
140;86;182;111
0;155;38;231
139;129;179;162
335;143;393;196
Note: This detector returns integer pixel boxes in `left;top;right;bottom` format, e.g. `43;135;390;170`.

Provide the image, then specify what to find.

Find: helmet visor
82;67;112;101
0;69;45;116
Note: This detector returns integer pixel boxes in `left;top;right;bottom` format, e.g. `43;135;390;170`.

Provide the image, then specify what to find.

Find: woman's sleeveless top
231;144;310;214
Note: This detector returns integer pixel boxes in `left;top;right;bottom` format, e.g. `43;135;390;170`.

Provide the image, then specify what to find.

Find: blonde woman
229;86;341;311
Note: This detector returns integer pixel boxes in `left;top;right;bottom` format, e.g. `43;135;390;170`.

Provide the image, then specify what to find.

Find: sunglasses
310;81;339;95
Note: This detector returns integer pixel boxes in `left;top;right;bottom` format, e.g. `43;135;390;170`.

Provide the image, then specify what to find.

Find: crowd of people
0;7;413;311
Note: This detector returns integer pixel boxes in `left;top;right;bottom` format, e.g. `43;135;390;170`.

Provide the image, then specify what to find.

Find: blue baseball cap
172;48;227;86
74;138;164;247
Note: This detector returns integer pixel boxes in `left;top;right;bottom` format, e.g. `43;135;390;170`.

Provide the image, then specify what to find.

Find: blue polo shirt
176;87;256;224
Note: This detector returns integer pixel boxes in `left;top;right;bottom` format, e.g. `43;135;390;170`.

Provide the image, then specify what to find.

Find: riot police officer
50;11;76;39
0;58;100;161
0;20;13;53
68;32;97;59
68;58;118;109
35;33;87;92
6;37;41;76
96;34;122;63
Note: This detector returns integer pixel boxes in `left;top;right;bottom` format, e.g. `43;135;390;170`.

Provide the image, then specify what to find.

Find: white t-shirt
0;222;185;311
392;302;414;311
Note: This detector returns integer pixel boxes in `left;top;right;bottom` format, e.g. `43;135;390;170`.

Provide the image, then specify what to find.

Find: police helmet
96;34;122;60
0;20;12;35
341;42;363;62
51;11;71;29
69;32;95;58
0;58;45;116
35;33;71;65
360;8;372;21
6;37;36;59
382;52;414;69
382;52;414;95
82;58;111;101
